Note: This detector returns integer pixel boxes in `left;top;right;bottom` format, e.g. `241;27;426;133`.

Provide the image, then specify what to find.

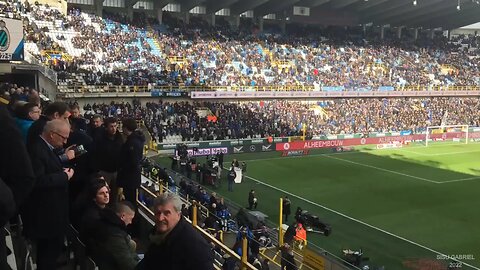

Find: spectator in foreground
89;201;139;270
0;100;35;269
23;119;74;270
136;193;214;270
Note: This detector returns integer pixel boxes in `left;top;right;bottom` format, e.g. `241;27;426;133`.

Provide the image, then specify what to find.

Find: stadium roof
163;0;480;30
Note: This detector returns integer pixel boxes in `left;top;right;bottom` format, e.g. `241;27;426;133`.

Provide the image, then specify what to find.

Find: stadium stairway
147;38;162;56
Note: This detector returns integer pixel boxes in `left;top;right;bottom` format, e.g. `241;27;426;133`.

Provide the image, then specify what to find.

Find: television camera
295;207;332;236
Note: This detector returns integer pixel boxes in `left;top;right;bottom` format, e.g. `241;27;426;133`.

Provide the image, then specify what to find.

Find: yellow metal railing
137;182;258;270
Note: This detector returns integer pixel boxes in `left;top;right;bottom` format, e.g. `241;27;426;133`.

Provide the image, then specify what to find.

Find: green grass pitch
155;142;480;270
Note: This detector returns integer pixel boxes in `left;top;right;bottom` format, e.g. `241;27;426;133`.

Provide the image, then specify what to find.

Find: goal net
425;125;469;146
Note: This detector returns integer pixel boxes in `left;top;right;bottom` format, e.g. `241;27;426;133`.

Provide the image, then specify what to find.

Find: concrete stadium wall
38;72;58;100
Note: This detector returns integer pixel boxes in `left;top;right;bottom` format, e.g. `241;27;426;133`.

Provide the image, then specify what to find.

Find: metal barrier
57;83;480;93
142;168;361;270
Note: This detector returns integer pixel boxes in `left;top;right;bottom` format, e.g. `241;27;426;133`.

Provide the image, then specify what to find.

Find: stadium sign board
276;132;480;151
157;138;286;151
190;90;480;99
175;147;228;157
0;18;24;61
151;90;188;97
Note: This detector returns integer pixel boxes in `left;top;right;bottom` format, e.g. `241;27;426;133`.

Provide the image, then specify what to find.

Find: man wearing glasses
23;119;75;270
26;101;77;163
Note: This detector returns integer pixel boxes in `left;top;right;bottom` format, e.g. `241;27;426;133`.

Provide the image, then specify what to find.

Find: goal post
425;125;469;146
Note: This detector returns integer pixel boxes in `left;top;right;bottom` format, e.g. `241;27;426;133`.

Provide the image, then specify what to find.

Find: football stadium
1;0;480;269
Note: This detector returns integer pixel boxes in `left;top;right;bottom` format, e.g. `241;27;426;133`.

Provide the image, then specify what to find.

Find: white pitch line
395;148;480;157
244;174;480;270
321;155;441;184
439;176;480;184
240;144;480;184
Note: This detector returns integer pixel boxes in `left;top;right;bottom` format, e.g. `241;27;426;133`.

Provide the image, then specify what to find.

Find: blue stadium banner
400;130;412;135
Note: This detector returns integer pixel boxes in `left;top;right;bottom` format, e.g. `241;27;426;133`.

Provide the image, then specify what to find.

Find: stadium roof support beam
206;0;238;14
153;0;173;10
125;0;137;8
94;0;102;17
298;0;330;8
330;0;358;9
355;0;389;11
372;0;444;25
180;0;206;13
254;0;301;17
230;0;269;15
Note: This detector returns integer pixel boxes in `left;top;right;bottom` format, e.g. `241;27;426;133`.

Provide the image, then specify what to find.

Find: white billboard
0;18;24;61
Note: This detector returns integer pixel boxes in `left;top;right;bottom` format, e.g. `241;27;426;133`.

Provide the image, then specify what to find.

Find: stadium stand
77;98;480;144
18;3;480;91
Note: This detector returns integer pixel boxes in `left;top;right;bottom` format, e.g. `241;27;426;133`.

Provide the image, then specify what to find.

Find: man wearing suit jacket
23;119;75;270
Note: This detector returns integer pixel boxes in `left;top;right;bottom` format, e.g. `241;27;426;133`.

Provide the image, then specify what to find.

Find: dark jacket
283;198;291;216
0;104;35;226
79;202;103;243
227;170;236;182
91;130;123;173
136;217;214;270
117;130;145;189
26;115;48;150
23;136;69;239
281;246;297;270
89;208;139;270
248;191;256;205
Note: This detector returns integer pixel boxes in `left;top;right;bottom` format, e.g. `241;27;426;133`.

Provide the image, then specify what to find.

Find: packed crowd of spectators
79;97;480;143
0;82;155;269
18;2;480;89
1;82;273;270
0;0;22;19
